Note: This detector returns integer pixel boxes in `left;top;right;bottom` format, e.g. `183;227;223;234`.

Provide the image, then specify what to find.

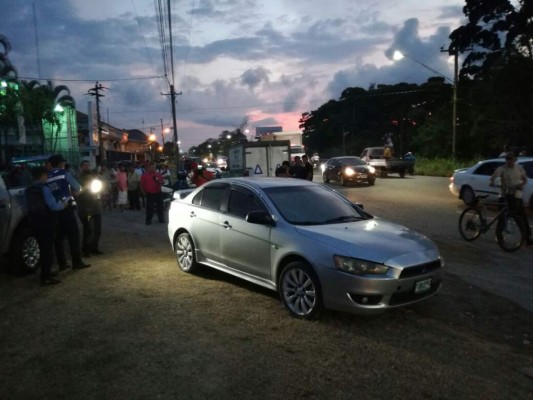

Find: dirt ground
0;208;532;400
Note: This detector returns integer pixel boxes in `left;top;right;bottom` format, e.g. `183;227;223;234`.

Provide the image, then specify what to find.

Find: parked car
449;157;533;208
322;156;376;186
0;173;41;274
167;178;444;319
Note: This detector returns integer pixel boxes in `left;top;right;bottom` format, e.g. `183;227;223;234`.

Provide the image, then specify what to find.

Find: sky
0;0;466;150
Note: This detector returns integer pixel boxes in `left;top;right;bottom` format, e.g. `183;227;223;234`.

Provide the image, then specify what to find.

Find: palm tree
19;80;75;153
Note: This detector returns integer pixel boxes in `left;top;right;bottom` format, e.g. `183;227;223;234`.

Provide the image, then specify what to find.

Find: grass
414;157;480;177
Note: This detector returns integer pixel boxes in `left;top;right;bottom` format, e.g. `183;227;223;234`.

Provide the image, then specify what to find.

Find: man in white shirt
490;152;532;245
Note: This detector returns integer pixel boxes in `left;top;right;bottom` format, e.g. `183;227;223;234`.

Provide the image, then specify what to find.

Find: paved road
316;173;533;312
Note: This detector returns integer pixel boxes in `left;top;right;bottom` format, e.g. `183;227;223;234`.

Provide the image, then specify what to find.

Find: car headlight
344;167;355;176
90;179;103;193
333;255;389;275
320;164;326;173
367;166;376;174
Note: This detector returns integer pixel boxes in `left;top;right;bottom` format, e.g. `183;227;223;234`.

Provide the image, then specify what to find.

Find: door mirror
246;210;275;226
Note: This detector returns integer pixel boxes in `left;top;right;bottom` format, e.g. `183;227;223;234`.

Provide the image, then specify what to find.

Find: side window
192;191;203;206
200;186;227;211
520;161;533;179
473;161;504;176
227;187;266;219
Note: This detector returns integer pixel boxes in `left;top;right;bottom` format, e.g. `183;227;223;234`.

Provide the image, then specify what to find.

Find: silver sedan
168;178;444;319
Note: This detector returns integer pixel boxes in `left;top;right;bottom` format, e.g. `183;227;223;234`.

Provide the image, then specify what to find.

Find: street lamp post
148;133;156;161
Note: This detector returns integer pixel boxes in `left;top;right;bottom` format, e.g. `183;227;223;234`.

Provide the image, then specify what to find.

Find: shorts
117;190;128;205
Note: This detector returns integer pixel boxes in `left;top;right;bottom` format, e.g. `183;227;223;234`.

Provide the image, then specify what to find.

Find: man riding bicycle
490;152;532;246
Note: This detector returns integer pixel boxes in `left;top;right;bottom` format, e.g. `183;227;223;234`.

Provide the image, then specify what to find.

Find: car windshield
340;157;365;166
264;185;369;225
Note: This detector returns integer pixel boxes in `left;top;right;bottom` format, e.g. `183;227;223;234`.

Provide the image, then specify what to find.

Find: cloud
240;67;270;90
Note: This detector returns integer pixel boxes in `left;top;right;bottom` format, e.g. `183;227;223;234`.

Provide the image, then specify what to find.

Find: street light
148;133;156;161
393;50;457;159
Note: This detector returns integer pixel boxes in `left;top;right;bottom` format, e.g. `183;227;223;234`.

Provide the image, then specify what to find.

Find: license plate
415;278;432;293
360;174;367;179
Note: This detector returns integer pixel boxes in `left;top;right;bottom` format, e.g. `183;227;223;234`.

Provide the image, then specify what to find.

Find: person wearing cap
140;162;165;225
47;154;91;270
26;166;66;285
77;160;104;258
490;152;532;246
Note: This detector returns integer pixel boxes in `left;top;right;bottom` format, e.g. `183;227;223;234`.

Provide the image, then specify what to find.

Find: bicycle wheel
496;214;525;252
458;207;483;241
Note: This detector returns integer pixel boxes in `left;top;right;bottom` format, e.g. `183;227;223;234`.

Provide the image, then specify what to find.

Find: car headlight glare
90;179;103;193
367;166;376;174
333;255;389;275
344;167;355;176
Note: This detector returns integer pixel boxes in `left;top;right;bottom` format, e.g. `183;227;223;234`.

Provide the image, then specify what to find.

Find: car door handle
221;221;232;229
189;211;196;218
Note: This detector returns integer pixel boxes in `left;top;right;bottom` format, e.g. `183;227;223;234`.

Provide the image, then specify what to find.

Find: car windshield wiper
323;215;362;224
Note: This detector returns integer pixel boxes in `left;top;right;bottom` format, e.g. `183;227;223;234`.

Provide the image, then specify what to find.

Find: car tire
322;173;329;183
460;186;476;206
174;232;199;273
399;169;406;178
367;176;375;185
9;225;40;275
279;261;322;319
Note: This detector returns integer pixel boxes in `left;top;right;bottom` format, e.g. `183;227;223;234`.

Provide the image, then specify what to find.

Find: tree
449;0;533;79
19;80;75;152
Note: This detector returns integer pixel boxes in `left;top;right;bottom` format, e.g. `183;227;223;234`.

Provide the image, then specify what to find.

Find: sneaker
72;262;91;269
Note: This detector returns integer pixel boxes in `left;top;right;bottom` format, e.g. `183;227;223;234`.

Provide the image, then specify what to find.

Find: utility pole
87;82;107;163
161;86;182;169
441;46;460;160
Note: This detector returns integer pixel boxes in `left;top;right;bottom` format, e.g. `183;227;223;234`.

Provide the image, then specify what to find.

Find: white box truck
259;131;305;162
229;141;290;177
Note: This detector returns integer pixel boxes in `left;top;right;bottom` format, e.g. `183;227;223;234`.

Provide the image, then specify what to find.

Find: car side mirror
246;210;275;226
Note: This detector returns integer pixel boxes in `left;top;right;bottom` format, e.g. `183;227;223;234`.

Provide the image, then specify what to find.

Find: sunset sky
1;0;466;149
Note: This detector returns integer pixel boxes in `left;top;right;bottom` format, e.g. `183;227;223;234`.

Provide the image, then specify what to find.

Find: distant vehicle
203;161;223;178
322;156;376;186
449;157;533;208
258;131;305;162
216;156;228;170
167;178;444;319
360;147;415;178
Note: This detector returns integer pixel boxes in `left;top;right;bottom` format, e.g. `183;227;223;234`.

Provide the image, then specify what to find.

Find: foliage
299;79;452;159
414;157;480;177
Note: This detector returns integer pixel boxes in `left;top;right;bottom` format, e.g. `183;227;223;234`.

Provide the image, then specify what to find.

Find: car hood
295;218;439;267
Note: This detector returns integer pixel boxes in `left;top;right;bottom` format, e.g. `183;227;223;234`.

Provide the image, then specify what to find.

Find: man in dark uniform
47;154;90;270
26;166;65;285
302;155;314;181
77;160;104;257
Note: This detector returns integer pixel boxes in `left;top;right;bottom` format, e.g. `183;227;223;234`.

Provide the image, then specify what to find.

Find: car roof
329;156;363;160
476;156;533;164
205;177;316;190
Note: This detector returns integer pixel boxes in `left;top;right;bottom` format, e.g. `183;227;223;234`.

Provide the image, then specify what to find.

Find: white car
449;157;533;207
168;178;444;319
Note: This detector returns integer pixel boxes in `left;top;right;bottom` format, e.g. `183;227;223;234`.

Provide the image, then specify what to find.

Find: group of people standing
275;155;314;180
26;155;95;286
25;155;168;286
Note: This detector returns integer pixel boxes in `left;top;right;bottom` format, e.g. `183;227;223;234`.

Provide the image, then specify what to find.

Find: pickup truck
360;147;415;178
0;171;41;275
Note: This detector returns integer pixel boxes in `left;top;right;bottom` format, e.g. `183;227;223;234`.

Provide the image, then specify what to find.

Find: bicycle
458;191;525;252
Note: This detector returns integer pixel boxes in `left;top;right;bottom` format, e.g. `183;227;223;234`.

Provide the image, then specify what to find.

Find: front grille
389;281;441;306
399;260;441;279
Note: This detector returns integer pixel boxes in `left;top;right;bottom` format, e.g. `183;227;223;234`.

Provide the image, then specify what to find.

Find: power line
17;75;164;82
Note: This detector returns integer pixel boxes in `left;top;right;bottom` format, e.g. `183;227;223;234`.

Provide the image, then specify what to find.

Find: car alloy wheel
279;261;322;319
174;232;198;272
